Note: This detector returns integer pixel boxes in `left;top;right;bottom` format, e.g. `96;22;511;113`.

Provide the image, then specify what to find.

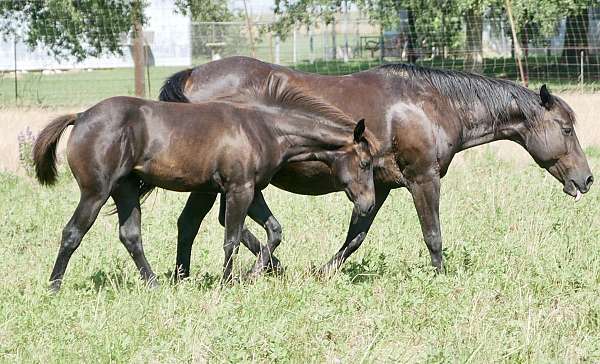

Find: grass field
1;147;599;362
3;56;600;107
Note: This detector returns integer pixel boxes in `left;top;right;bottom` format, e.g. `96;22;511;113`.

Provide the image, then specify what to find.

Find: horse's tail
33;113;78;186
159;68;192;103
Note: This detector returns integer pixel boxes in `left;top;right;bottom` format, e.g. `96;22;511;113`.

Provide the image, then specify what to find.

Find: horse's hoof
317;264;339;280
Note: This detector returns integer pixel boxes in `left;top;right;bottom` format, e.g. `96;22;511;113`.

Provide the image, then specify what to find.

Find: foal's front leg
222;187;255;283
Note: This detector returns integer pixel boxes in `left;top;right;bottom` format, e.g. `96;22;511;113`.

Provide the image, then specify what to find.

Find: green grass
0;67;182;107
3;54;600;107
1;149;600;362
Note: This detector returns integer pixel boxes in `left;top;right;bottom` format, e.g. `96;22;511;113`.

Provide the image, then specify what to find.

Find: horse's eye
359;161;367;169
562;127;573;136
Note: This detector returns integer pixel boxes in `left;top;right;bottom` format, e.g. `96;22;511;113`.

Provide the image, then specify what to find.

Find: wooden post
505;0;527;87
292;27;297;64
580;50;584;94
13;36;18;103
132;1;145;97
242;0;256;58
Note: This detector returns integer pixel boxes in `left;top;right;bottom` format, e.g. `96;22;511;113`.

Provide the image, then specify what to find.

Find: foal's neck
274;113;351;162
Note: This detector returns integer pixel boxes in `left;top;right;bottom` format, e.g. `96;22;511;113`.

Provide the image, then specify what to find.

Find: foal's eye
359;160;369;169
562;127;573;136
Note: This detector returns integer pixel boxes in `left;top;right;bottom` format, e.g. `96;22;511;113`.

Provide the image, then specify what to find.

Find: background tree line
1;0;597;91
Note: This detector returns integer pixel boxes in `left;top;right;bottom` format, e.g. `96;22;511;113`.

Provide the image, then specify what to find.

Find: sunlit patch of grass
1;150;600;361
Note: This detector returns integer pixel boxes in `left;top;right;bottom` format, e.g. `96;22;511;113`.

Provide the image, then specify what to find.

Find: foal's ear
353;119;366;143
540;84;554;109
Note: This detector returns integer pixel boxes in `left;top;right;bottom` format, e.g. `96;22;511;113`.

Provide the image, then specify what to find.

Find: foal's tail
33;113;78;185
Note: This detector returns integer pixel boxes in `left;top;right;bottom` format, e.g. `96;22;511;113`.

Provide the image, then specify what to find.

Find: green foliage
174;0;234;21
0;0;140;61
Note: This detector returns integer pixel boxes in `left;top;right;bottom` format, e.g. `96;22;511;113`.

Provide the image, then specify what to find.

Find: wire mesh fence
1;2;600;107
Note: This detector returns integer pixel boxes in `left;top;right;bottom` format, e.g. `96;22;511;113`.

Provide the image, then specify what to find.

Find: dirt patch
0;93;599;174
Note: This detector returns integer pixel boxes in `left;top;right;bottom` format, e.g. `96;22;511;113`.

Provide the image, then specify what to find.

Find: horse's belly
133;160;218;192
270;162;338;195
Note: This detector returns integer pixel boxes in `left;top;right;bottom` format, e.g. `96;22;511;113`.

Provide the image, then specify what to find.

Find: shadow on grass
71;267;138;293
341;252;388;284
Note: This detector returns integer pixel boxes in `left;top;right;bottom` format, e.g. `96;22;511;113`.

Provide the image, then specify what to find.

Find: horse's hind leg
111;176;157;287
49;190;109;292
175;192;218;281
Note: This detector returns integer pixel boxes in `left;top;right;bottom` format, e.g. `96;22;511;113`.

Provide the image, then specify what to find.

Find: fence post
275;33;281;64
292;27;297;64
13;36;18;103
580;50;584;94
309;27;315;63
323;22;328;60
242;0;256;58
505;0;527;87
331;18;337;60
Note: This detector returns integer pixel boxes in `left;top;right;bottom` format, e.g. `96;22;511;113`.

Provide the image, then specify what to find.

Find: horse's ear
540;84;554;109
354;119;366;143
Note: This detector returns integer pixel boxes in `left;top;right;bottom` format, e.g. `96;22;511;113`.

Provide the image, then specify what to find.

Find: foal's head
328;119;377;216
519;86;593;200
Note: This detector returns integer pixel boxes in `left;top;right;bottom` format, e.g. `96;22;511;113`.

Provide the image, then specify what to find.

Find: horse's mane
251;71;382;155
377;63;564;129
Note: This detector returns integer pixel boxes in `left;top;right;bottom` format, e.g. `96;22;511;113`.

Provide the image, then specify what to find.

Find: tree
174;0;233;21
0;0;136;62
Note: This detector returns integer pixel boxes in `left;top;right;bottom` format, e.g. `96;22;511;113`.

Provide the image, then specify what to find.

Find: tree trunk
406;8;418;63
465;7;483;73
132;4;145;98
519;15;530;84
563;7;589;63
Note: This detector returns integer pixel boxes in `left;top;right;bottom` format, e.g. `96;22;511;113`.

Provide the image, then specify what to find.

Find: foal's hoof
48;280;62;294
146;277;160;289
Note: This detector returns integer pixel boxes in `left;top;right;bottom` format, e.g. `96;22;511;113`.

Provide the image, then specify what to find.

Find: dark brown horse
160;56;593;275
33;75;380;291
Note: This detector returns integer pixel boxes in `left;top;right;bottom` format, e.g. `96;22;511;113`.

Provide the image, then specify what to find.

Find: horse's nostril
586;175;594;189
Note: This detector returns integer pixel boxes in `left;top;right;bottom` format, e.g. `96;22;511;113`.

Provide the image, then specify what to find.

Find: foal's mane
251;71;381;155
378;63;569;129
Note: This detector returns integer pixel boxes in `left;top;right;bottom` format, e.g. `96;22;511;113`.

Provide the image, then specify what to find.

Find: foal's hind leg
247;192;283;277
222;187;255;284
175;192;217;281
111;176;157;287
218;193;282;274
49;190;109;292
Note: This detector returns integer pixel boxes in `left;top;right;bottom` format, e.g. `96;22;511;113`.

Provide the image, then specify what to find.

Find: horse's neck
458;117;521;151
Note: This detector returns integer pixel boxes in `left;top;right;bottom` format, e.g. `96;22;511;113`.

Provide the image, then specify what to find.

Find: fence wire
1;2;600;107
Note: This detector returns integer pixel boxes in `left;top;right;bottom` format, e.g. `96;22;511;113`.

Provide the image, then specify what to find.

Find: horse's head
520;85;593;200
329;119;376;216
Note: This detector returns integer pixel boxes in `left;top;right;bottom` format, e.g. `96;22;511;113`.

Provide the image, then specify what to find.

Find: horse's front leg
222;187;255;284
409;175;443;272
319;187;390;275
